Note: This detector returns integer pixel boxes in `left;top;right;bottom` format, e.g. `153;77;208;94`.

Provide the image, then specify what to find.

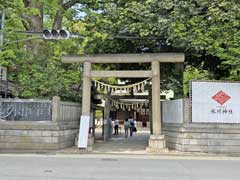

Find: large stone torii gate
62;53;184;152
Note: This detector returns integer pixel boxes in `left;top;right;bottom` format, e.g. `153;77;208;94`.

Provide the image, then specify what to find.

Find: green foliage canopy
1;0;240;99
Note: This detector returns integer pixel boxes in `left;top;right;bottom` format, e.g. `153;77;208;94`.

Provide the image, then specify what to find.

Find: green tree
1;0;240;100
0;0;84;100
80;0;240;94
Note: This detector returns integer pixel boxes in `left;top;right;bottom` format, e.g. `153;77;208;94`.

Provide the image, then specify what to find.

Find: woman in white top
114;119;119;135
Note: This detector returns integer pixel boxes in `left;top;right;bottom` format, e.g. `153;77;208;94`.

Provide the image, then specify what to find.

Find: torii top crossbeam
62;53;184;63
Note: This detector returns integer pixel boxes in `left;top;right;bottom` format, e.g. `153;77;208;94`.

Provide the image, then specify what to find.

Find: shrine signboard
191;81;240;123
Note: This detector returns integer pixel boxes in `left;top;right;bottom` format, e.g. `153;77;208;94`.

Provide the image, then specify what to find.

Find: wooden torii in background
62;53;184;152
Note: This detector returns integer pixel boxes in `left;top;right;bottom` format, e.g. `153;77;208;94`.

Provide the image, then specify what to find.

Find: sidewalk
2;130;239;159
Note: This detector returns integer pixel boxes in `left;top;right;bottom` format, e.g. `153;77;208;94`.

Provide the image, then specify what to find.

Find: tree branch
23;0;31;7
52;0;81;29
52;11;64;29
62;0;81;10
21;16;30;30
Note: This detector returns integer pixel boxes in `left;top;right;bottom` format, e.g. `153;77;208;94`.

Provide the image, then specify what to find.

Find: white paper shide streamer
93;78;151;95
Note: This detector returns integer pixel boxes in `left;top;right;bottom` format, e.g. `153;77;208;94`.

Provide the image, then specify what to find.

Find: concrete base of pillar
146;135;168;153
88;134;94;146
75;134;78;146
75;133;94;151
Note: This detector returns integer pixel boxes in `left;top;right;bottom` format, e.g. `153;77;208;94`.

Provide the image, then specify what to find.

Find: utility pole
0;9;7;98
0;9;5;50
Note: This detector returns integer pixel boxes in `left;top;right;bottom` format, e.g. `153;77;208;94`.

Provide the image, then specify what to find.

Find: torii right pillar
147;61;168;152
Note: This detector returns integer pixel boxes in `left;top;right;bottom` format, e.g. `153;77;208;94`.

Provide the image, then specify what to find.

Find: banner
78;115;90;148
191;81;240;123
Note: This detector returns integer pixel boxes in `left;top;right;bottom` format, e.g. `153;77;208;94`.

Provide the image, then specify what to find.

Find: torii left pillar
79;61;94;149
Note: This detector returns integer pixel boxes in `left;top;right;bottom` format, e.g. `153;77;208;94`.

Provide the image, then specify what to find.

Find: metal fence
59;101;81;123
162;99;184;124
0;99;52;121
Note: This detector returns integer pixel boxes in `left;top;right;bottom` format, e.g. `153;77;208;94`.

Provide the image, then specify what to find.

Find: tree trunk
22;0;80;54
23;0;43;54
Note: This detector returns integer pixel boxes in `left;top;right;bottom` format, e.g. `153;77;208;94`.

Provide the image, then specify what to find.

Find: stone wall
0;96;81;152
163;123;240;154
162;98;240;154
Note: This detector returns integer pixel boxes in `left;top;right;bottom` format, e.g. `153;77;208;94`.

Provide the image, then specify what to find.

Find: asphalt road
0;154;240;180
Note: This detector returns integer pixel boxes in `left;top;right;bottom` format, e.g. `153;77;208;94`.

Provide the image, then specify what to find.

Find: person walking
128;117;134;136
133;118;137;134
114;118;119;135
124;118;129;138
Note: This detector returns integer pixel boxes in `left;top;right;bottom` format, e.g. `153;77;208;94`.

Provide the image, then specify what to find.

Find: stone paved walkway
57;130;212;157
92;131;150;154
